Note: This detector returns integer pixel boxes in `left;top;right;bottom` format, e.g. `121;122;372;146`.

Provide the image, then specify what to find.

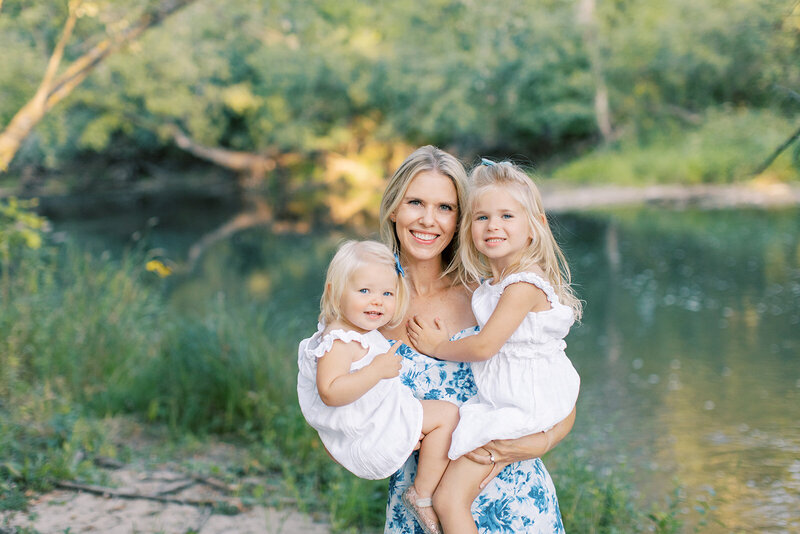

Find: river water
56;201;800;532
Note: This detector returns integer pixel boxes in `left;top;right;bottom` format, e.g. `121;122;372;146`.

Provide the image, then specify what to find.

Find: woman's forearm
471;405;576;465
510;405;575;460
542;405;575;452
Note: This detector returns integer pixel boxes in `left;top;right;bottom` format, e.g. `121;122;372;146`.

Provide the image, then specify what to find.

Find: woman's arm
465;406;577;489
408;282;549;362
316;340;402;406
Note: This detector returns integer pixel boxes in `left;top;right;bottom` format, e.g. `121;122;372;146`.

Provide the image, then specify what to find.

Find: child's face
471;186;533;271
340;262;398;333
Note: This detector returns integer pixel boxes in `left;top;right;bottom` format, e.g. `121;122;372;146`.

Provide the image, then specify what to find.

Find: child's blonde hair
459;160;583;320
320;240;410;327
379;145;470;282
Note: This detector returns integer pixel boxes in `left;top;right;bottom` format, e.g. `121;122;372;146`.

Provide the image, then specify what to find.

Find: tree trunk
167;125;278;188
577;0;613;142
0;0;198;172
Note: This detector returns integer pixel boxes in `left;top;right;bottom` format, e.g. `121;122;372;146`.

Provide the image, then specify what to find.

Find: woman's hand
406;315;450;356
464;406;577;488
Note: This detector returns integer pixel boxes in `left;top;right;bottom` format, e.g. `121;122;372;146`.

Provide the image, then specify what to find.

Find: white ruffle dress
448;272;580;460
297;325;424;480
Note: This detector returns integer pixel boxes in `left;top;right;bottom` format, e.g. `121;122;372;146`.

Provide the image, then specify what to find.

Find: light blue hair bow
481;157;513;168
394;253;405;277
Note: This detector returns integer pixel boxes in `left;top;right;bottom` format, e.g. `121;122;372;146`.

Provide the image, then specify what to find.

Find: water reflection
563;208;800;532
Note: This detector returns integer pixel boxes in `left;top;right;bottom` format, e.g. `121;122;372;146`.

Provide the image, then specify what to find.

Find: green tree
2;0;798;183
0;0;197;171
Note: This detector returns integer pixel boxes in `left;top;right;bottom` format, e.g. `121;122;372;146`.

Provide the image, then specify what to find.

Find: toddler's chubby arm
316;340;403;407
407;281;550;362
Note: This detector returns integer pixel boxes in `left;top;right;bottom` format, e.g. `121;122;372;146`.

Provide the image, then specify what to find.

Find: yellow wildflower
145;259;172;278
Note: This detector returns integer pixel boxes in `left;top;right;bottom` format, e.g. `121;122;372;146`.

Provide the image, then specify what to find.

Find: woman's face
391;170;459;263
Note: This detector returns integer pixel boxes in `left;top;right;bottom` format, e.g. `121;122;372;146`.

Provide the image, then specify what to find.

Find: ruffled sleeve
498;271;559;306
310;328;370;359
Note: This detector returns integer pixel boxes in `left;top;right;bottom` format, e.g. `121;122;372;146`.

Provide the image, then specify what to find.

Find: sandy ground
1;467;331;534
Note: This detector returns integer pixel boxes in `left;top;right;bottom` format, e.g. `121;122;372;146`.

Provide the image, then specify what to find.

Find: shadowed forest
2;0;799;219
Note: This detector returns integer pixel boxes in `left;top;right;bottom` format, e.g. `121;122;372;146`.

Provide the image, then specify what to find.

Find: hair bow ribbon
394;253;405;277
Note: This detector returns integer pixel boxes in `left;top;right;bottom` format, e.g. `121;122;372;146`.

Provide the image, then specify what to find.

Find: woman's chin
401;241;447;261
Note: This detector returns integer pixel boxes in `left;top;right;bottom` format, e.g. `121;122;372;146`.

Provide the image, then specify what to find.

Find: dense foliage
2;0;798;179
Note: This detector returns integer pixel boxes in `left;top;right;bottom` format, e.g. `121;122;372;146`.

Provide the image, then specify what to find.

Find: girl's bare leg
404;400;458;533
414;399;459;498
433;450;508;534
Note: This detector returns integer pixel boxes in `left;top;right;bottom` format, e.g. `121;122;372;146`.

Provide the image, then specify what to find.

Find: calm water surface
59;204;800;532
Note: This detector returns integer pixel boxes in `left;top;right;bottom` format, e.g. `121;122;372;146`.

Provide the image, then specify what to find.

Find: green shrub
552;108;800;184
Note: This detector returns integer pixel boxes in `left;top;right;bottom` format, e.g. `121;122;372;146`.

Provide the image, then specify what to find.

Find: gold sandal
402;485;442;534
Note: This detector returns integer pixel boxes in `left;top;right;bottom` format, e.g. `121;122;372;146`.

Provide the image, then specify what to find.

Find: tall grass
1;239;678;531
0;240;382;527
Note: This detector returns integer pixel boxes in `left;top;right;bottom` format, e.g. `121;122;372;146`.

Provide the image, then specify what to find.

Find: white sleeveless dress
297;324;424;479
448;272;580;460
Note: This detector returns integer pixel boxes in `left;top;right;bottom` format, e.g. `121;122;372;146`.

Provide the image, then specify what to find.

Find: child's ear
539;214;547;225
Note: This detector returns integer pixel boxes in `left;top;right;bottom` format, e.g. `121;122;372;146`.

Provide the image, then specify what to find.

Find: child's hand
369;341;403;380
406;315;449;356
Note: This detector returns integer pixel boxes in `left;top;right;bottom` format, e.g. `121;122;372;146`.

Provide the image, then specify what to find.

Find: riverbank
3;180;800;224
2;468;331;534
541;180;800;212
1;437;331;534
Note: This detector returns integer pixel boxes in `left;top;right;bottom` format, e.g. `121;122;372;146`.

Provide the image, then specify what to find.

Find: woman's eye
408;199;421;206
439;204;453;211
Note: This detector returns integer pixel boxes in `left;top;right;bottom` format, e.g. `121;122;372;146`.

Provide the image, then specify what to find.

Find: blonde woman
297;241;458;534
380;147;576;533
407;159;581;533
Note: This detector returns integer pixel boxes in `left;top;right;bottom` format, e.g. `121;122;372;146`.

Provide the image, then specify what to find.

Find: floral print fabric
384;328;565;533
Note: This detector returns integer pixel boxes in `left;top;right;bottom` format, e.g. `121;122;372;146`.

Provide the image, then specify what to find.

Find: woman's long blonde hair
378;145;470;282
460;161;582;320
319;240;409;328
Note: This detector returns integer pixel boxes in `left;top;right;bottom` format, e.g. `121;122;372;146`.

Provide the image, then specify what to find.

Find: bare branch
55;480;248;509
753;122;800;176
40;1;81;96
167;125;277;175
774;84;800;104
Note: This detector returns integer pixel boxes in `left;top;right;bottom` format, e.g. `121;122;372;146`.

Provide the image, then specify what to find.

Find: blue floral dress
385;328;565;533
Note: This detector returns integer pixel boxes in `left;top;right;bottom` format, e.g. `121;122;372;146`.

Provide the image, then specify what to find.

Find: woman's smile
410;230;440;243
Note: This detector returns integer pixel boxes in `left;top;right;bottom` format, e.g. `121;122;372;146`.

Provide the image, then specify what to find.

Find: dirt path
1;466;331;534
